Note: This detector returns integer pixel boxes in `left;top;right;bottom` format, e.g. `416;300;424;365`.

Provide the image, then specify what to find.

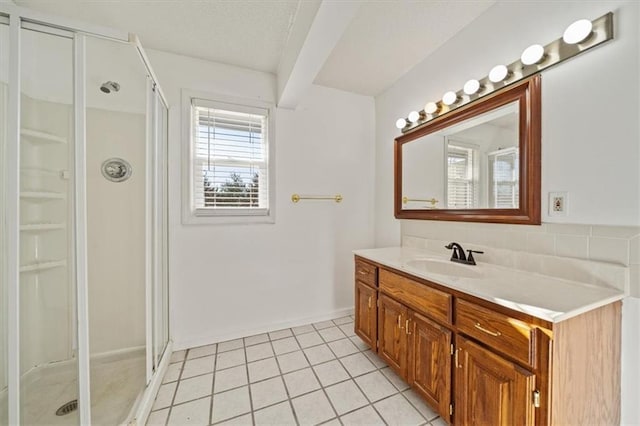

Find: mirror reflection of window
488;147;519;208
446;142;478;208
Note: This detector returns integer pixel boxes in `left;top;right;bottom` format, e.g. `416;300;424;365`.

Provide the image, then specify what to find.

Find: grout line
267;330;301;426
208;344;219;425
297;340;341;425
241;339;256;426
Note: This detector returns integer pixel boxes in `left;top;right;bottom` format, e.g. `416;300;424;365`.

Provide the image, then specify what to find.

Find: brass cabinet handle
474;322;502;337
397;314;402;329
368;296;372;309
357;270;367;275
405;319;411;335
455;348;462;368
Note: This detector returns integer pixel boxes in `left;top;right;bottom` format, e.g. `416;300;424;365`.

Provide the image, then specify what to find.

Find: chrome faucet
445;242;483;265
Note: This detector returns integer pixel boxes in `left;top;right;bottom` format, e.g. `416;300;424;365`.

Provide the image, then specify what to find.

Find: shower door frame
1;3;171;424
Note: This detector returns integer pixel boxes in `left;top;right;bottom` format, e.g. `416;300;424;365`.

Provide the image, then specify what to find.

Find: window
446;143;478;208
488;147;519;208
183;93;275;224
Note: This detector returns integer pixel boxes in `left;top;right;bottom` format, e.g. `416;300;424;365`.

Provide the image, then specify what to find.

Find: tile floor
147;316;447;426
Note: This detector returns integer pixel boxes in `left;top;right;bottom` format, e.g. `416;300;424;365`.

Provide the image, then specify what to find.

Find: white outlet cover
548;191;568;216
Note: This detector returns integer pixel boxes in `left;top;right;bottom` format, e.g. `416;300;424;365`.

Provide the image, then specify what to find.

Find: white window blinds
447;144;477;208
191;99;269;215
488;147;519;208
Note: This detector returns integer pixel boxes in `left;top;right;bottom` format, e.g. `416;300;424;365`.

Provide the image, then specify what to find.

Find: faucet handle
466;249;484;265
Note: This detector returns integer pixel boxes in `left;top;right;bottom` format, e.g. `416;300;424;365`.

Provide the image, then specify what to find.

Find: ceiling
15;0;495;97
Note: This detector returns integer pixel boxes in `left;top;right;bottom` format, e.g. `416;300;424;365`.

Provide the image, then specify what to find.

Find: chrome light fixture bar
396;12;613;133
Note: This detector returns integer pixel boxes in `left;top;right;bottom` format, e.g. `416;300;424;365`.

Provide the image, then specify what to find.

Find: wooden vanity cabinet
353;256;622;426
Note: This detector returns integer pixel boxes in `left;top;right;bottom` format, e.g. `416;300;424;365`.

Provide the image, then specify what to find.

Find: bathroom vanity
353;247;625;426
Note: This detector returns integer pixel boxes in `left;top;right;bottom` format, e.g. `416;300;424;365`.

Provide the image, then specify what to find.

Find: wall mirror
395;75;541;224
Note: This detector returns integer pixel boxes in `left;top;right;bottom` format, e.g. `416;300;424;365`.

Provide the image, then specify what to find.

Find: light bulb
395;118;407;129
442;91;458;106
489;65;509;83
408;111;420;123
563;19;592;44
463;79;481;95
424;102;439;114
521;44;545;65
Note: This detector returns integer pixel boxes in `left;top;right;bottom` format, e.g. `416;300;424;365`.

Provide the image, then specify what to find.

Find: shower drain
55;400;78;416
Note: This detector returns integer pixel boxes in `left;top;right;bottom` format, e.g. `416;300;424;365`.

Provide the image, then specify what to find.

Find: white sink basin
405;258;483;279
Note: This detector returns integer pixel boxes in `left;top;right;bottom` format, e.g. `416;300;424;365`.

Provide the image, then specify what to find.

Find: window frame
444;139;479;209
182;90;276;225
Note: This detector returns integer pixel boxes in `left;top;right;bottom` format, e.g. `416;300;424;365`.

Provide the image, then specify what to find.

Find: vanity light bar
396;12;613;133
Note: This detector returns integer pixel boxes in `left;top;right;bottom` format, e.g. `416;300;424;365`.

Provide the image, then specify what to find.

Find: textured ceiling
15;0;301;74
314;0;495;96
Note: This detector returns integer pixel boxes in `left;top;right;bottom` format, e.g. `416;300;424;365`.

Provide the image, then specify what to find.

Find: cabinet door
355;280;377;349
378;294;408;377
455;336;535;426
408;311;452;422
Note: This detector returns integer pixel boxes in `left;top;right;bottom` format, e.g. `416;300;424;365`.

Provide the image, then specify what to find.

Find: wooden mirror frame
394;75;541;224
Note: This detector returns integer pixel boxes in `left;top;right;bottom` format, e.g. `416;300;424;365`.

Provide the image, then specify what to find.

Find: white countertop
353;246;627;323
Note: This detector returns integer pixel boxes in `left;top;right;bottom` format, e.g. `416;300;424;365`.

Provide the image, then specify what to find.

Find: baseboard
173;307;355;351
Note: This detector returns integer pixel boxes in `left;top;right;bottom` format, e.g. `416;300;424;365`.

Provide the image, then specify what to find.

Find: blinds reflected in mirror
447;144;477;209
489;147;519;208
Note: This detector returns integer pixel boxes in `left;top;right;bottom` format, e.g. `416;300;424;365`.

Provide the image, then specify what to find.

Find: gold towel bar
402;196;438;206
291;194;343;203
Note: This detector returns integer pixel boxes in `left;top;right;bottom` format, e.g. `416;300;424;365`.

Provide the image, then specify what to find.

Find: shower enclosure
1;4;170;425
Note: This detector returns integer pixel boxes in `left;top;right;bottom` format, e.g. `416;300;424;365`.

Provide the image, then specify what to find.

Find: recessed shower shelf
21;128;67;145
20;223;66;232
20;191;66;201
20;259;67;273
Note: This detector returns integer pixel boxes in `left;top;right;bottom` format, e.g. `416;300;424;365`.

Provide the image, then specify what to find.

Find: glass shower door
19;25;78;425
0;16;9;426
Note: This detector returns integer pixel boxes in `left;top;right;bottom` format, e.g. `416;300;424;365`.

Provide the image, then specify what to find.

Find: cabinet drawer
456;299;537;367
379;269;451;324
355;259;377;288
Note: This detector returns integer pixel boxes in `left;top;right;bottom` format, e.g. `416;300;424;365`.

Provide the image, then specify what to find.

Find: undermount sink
405;258;483;279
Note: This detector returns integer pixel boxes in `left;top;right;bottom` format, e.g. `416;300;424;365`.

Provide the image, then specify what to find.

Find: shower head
100;81;120;94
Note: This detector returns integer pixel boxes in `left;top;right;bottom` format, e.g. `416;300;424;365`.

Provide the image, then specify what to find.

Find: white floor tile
349;336;369;351
182;355;215;379
320;419;341;426
431;416;447;426
146;408;169;425
244;333;269;347
246;342;274;362
153;382;177;410
363;350;386;368
269;328;293;340
254;401;296;426
291;390;335;425
339;405;385;425
355;371;397;403
248;357;280;383
170;350;186;364
211;386;251;423
338;323;356;337
214;365;248;394
174;374;214;405
250;376;288;410
333;316;353;326
374;394;425;426
272;337;300;355
328;338;359;358
303;345;336;365
292;324;315;335
295;331;323;348
215;413;253;425
313;360;349;387
167;397;211;426
318;327;346;342
218;339;244;353
313;320;335;330
340;352;376;377
403;389;439;421
277;351;309;374
216;349;246;370
163;363;182;384
380;367;410;391
325;380;368;415
283;367;321;398
187;344;216;360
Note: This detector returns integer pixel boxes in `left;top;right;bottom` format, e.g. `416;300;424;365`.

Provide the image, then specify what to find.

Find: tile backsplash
401;220;640;297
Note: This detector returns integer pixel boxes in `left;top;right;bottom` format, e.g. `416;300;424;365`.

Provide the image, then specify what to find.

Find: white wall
375;1;639;423
147;49;376;349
